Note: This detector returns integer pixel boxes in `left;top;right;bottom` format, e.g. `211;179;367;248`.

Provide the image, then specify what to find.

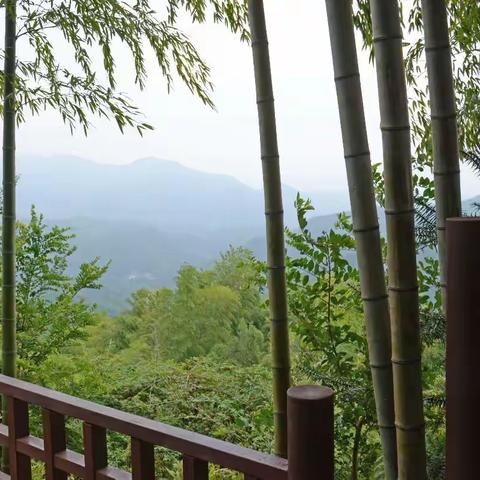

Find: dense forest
0;0;479;479
8;200;450;478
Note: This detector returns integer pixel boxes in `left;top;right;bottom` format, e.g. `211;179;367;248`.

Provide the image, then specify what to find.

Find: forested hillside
12;201;449;478
13;156;479;313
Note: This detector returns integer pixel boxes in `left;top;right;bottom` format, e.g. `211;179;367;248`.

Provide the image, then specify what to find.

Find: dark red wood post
83;423;107;480
7;397;32;480
183;456;208;480
287;385;334;480
131;437;155;480
42;409;67;480
446;217;480;480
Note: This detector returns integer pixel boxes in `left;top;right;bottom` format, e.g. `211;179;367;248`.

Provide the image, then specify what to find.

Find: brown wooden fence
0;375;334;480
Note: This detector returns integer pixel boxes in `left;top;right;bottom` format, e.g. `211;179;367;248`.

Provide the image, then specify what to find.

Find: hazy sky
12;1;479;198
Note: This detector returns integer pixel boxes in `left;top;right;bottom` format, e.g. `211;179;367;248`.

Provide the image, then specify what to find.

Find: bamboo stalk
2;0;18;470
420;0;462;309
2;0;18;382
368;1;427;477
248;0;291;458
324;1;397;477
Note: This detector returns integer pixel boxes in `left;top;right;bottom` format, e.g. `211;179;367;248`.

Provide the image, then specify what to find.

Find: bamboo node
353;225;380;234
384;208;414;216
377;424;396;430
388;285;418;293
261;154;279;161
425;43;450;52
394;421;425;432
433;168;460;177
266;265;285;270
264;209;284;216
373;34;403;43
380;124;410;132
431;112;456;121
362;293;388;302
369;362;392;369
391;357;421;366
256;96;274;105
270;317;288;323
334;72;359;82
344;150;370;160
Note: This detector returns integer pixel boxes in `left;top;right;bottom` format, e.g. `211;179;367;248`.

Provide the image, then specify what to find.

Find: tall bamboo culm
248;0;290;458
421;0;462;309
2;0;18;470
2;0;17;382
368;1;427;477
324;1;397;477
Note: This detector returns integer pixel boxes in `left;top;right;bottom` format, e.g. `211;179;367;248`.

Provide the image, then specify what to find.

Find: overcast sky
12;1;479;198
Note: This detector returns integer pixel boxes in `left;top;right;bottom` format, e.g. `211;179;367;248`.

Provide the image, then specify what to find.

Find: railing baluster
83;423;107;480
131;437;154;480
7;397;32;480
183;455;208;480
43;409;67;480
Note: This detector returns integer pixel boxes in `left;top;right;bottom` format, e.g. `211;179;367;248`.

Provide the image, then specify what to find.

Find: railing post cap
287;385;334;402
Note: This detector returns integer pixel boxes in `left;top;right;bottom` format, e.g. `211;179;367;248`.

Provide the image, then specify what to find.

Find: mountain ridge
12;154;478;313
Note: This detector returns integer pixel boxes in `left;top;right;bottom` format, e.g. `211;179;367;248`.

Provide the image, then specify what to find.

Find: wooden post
183;456;208;480
83;423;107;480
131;438;155;480
7;398;31;480
42;409;67;480
446;218;480;479
287;386;334;480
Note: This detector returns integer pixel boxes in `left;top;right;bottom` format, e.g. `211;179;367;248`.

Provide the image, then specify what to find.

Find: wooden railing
0;375;334;480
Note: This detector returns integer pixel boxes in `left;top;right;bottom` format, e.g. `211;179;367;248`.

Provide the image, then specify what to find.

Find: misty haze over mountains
13;155;479;313
17;155;350;232
16;155;351;312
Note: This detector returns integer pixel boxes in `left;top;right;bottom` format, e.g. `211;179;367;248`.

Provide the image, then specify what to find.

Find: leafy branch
0;0;249;133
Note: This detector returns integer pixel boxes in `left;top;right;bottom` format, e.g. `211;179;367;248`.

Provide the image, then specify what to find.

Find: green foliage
4;206;109;378
1;204;450;479
39;354;274;479
0;0;249;133
283;197;449;478
286;196;379;479
89;247;268;367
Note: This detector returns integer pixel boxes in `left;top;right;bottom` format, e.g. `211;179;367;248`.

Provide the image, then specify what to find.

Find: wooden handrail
0;375;334;479
0;374;288;479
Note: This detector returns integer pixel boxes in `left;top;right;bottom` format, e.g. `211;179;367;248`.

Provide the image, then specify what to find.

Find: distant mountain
56;217;221;313
13;154;350;312
247;196;478;262
11;155;478;313
16;155;350;235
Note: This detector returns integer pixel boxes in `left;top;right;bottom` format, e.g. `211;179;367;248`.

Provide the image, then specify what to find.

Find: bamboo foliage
247;0;291;458
324;1;397;477
368;0;427;477
421;0;462;308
